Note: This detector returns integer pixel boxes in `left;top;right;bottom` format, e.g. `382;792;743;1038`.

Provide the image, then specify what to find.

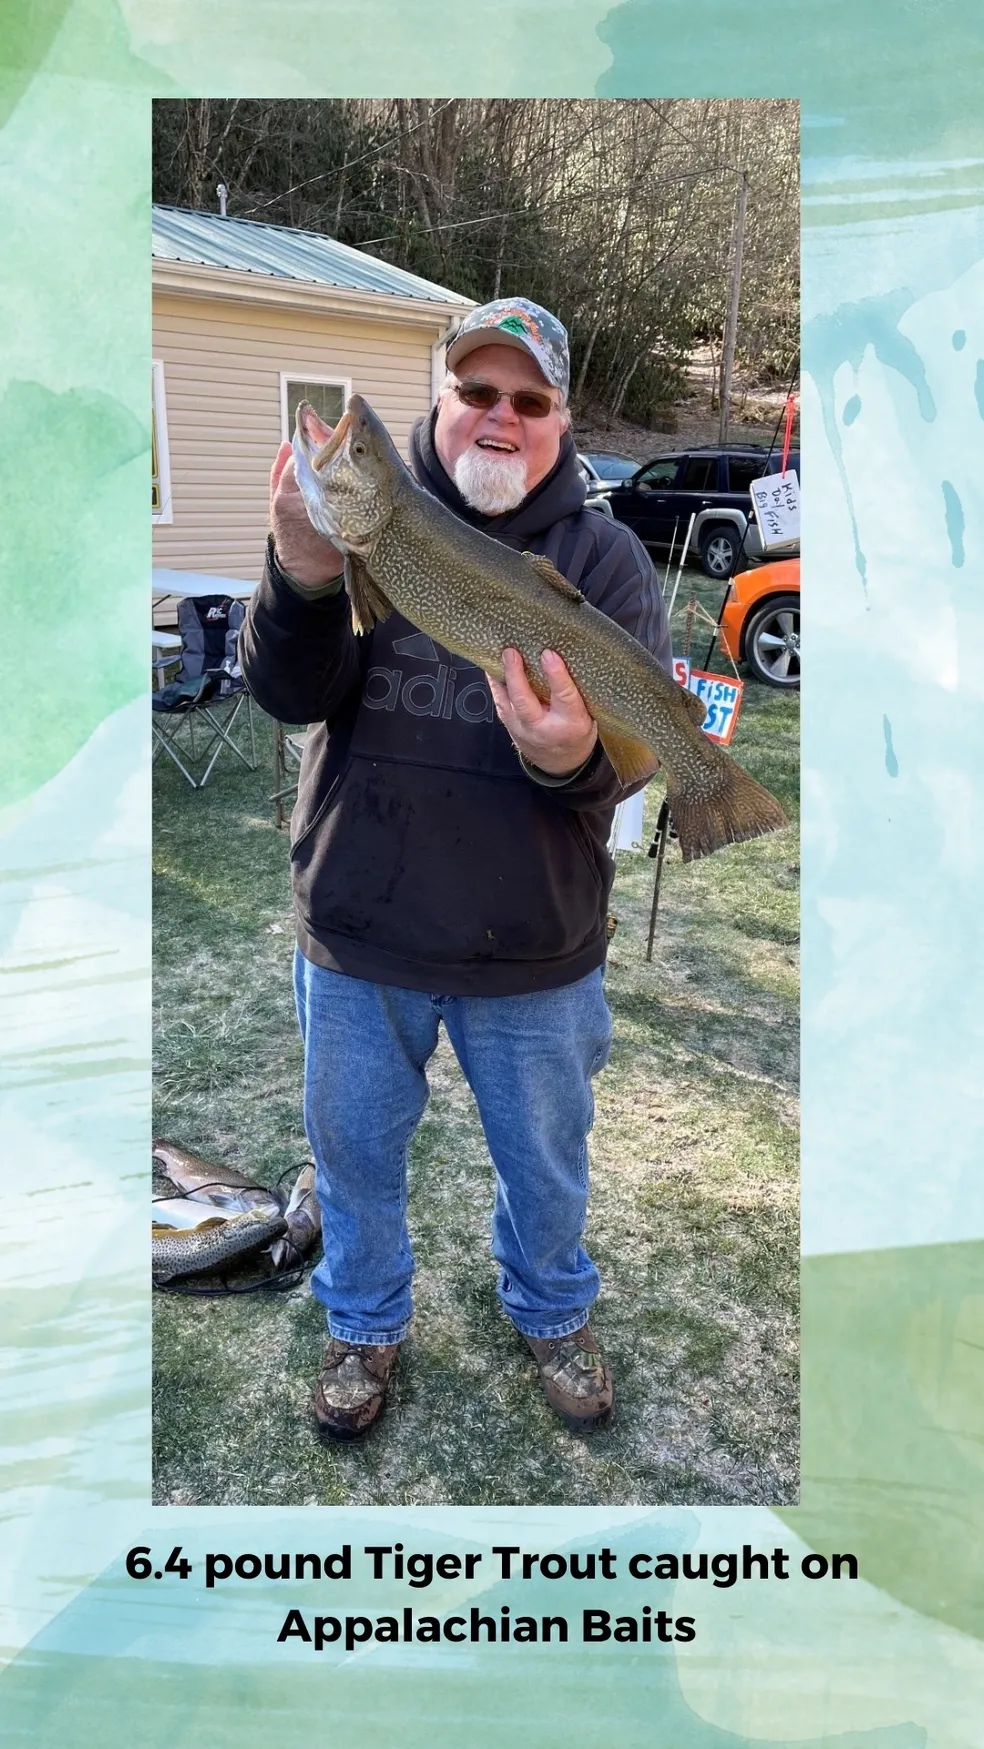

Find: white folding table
151;628;182;689
152;568;258;615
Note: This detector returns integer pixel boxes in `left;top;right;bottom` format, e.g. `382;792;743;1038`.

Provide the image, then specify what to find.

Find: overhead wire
237;100;458;219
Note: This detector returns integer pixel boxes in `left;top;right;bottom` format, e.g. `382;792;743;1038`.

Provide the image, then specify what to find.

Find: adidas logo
392;632;441;661
363;632;493;724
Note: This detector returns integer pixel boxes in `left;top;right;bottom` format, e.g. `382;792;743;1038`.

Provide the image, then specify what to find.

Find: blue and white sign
686;670;744;744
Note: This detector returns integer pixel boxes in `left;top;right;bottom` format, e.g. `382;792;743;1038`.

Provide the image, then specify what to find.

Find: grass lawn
152;567;799;1507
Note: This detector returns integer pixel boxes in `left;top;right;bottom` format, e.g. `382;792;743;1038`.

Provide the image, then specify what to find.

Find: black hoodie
240;413;672;996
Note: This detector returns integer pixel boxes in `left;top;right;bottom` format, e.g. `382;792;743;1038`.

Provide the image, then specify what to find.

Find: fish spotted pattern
292;396;787;860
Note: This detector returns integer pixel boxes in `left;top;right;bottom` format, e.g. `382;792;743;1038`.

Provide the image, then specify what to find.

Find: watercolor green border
1;2;982;1742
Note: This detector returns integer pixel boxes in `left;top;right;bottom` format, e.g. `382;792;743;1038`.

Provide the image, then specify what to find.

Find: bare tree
152;96;799;421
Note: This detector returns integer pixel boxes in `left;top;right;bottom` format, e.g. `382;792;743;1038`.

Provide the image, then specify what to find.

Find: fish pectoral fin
680;686;709;728
521;552;585;605
596;724;661;787
344;553;392;635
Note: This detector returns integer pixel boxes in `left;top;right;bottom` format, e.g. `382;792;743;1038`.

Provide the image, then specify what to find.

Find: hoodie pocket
290;759;607;966
289;757;351;859
567;811;606;897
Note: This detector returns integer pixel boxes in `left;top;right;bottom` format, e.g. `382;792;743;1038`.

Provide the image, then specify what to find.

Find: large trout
152;1143;321;1281
152;1208;288;1284
152;1138;282;1217
292;396;787;861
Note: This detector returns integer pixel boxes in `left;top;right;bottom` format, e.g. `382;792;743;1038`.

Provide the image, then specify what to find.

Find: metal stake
662;518;680;596
645;796;672;961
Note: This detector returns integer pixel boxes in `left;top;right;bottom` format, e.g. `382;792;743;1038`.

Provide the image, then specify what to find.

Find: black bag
152;674;218;713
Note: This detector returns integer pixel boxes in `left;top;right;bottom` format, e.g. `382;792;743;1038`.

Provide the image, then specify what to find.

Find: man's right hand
270;438;346;590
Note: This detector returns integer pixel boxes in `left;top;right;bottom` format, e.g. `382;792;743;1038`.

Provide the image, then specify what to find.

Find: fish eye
353;440;366;456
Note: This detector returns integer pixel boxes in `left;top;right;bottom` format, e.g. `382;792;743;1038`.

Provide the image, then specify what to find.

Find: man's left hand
487;648;598;777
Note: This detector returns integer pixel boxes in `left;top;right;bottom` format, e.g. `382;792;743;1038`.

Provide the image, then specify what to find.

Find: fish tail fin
666;762;787;861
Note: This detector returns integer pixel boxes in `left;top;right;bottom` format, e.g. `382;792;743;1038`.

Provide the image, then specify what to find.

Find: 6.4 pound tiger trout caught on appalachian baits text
291;396;787;861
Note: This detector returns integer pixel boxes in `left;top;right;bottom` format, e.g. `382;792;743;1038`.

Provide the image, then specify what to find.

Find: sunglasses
453;380;558;419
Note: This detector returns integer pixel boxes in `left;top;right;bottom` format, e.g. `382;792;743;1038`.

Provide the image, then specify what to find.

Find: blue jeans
293;950;613;1345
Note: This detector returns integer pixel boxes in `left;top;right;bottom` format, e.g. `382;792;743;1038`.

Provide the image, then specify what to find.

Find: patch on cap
447;298;570;397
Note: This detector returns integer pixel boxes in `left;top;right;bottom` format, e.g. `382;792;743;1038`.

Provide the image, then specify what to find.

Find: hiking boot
525;1323;614;1433
313;1338;400;1443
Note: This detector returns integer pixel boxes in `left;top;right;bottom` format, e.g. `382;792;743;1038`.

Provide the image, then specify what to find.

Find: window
680;456;718;491
152;361;172;524
280;376;350;442
586;454;639;480
636;458;679;490
727;456;767;493
767;450;800;477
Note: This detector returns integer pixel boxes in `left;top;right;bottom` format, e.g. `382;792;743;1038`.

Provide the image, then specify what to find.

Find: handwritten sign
682;669;744;745
749;469;800;548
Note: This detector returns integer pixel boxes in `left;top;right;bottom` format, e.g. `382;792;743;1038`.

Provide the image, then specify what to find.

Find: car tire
698;524;740;579
743;593;800;688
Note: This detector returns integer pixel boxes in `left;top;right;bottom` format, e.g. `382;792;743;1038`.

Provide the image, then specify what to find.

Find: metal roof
152;205;473;308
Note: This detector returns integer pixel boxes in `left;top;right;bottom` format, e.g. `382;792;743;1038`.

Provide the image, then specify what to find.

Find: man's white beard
454;445;529;515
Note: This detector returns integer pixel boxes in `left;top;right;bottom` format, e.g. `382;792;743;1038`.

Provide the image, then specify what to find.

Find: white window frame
279;373;352;443
152;359;173;525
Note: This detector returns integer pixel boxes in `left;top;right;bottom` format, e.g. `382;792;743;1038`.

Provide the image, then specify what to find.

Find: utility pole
718;169;748;445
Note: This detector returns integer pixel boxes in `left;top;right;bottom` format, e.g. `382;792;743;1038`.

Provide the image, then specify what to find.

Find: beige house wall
152;291;445;582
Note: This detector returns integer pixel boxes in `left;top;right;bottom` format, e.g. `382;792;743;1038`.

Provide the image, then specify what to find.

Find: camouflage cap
446;298;570;398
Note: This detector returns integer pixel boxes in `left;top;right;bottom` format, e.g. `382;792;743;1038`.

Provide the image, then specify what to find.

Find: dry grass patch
153;597;798;1507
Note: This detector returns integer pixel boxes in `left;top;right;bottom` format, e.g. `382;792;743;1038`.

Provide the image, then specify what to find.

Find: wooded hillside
153;99;799;427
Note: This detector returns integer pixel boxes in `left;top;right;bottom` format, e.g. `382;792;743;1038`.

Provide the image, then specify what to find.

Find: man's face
434;343;568;514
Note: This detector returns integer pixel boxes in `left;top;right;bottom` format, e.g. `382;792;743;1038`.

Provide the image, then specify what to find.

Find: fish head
292;395;401;554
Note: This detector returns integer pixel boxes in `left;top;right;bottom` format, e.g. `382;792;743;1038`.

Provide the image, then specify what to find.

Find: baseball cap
446;298;570;399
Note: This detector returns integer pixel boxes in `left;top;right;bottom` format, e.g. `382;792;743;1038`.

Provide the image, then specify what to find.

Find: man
240;298;672;1443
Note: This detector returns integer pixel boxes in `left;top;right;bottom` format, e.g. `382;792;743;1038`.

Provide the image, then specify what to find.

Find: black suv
603;445;800;578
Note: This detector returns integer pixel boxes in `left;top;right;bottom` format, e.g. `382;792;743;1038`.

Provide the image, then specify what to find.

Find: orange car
718;557;800;688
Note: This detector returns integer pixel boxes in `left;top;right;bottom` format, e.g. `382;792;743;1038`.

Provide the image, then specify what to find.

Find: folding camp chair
151;594;257;789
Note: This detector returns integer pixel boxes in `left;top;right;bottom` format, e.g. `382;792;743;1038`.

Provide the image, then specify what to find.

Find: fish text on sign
749;469;800;544
688;674;740;740
758;482;796;535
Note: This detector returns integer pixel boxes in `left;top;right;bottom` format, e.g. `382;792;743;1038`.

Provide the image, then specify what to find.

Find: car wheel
698;525;740;578
744;593;800;688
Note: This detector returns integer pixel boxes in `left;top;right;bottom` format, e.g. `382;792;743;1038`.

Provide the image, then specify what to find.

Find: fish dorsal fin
679;685;708;728
597;726;661;787
344;553;392;636
521;551;584;605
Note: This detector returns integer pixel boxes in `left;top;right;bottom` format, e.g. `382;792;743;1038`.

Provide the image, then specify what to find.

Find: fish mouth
312;408;352;473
